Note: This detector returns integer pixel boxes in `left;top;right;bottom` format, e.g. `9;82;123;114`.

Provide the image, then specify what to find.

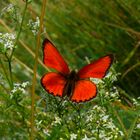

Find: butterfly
41;39;113;103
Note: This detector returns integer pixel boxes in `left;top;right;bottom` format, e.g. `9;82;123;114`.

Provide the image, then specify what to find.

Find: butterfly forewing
43;39;70;74
78;54;113;79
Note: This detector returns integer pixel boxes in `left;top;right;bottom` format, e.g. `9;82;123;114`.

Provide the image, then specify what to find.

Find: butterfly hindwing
43;39;70;74
71;80;97;103
41;72;66;97
78;54;113;79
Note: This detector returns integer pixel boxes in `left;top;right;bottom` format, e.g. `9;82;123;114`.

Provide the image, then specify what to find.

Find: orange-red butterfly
41;39;113;103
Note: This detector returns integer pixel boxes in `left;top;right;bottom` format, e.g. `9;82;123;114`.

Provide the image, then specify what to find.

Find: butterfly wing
41;72;66;97
43;39;70;74
78;54;113;79
71;80;97;103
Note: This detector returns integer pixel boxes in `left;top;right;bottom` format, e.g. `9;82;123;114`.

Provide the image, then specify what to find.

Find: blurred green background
1;0;140;97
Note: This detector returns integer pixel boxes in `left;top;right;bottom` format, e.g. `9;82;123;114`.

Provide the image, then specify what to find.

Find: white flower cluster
91;70;120;85
0;33;16;53
52;116;62;126
91;68;121;102
0;4;14;16
132;97;140;107
27;17;40;35
0;4;21;23
133;114;140;137
104;86;120;102
11;81;29;94
85;105;124;139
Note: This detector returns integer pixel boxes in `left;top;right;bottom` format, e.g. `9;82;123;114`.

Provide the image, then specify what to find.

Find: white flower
21;81;29;88
54;116;61;124
86;114;93;122
105;71;112;78
102;115;109;122
118;131;124;136
99;130;108;139
82;134;93;140
70;133;77;140
27;17;40;35
105;92;109;96
105;121;116;130
43;129;50;136
136;124;140;129
91;78;104;84
52;116;61;126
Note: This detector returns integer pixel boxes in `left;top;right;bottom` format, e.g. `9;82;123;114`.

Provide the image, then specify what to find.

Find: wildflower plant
0;1;140;140
33;67;123;139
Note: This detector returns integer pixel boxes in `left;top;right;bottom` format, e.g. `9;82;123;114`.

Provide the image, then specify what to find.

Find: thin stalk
97;127;100;140
0;58;12;89
122;62;140;79
8;1;28;88
5;53;13;89
98;90;104;106
30;0;47;139
127;111;140;139
77;108;82;135
104;22;140;37
10;1;28;60
0;83;9;93
111;103;128;137
121;41;140;67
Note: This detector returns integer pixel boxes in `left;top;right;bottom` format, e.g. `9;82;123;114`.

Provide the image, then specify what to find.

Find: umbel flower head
0;33;16;53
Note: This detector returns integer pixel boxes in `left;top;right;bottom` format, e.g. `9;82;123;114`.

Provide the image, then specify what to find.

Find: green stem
5;53;13;89
97;127;100;140
0;83;9;93
99;90;104;106
111;103;128;137
127;111;140;139
77;108;82;135
10;1;28;59
0;58;12;89
7;1;28;88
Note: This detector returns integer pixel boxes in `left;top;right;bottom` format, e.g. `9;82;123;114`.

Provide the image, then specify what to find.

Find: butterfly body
41;39;113;103
62;70;79;98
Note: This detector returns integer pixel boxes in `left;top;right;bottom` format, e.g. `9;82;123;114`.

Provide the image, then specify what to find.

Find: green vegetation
0;0;140;139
